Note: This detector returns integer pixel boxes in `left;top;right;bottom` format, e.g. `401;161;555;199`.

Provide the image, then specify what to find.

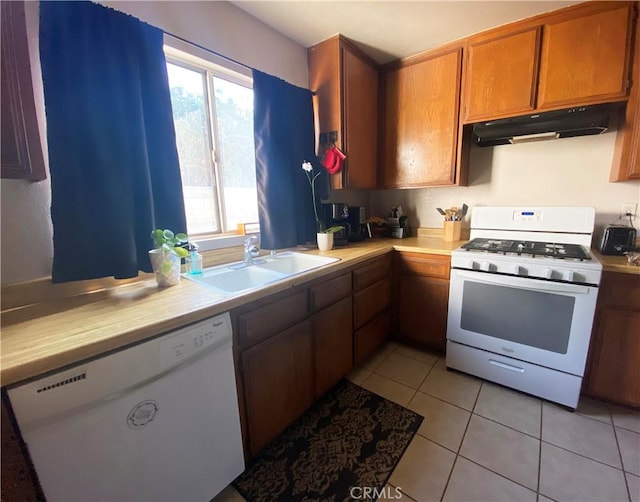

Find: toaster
599;225;637;255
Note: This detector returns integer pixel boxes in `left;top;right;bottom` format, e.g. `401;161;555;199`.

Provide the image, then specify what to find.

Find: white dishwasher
7;312;244;502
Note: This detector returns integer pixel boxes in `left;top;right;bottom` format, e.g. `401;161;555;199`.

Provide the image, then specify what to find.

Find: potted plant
302;161;343;251
149;229;189;287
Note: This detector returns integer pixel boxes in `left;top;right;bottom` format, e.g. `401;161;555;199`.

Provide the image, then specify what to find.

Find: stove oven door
446;269;599;377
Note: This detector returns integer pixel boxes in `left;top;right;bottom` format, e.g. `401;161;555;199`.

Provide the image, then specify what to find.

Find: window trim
163;36;259;251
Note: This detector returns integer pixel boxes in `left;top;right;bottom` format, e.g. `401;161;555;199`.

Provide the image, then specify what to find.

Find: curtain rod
163;31;254;72
163;31;316;95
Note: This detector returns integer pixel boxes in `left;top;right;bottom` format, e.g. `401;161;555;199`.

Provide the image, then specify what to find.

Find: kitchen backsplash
371;132;640;245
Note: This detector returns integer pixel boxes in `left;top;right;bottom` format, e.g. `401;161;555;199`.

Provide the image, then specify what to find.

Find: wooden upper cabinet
537;3;634;110
1;1;46;182
308;35;378;190
463;27;541;122
381;46;463;188
462;1;636;123
611;12;640;181
343;49;378;189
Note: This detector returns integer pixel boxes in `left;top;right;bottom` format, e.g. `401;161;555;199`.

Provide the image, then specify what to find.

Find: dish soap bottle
187;243;203;275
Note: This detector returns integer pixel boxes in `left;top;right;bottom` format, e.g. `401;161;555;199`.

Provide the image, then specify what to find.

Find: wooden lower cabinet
394;252;451;352
236;255;393;457
585;272;640;407
354;310;392;366
353;278;391;330
241;319;314;457
352;254;393;362
313;296;353;397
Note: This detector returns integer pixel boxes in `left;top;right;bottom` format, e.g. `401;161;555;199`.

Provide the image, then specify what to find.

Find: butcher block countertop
3;230;635;388
592;250;640;275
0;235;466;387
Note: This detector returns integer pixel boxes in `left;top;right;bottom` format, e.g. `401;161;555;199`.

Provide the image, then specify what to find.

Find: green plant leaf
162;229;174;240
174;247;189;258
325;226;344;234
175;233;188;243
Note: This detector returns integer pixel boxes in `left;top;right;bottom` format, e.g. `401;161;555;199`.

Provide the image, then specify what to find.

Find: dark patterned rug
233;379;423;502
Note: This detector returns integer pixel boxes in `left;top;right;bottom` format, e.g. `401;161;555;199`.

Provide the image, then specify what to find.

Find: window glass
166;56;258;236
212;77;257;231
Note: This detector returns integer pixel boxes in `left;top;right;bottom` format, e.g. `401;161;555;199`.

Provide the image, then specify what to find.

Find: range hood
472;104;612;147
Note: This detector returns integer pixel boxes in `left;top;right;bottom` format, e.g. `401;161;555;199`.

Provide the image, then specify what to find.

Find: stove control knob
511;264;522;276
480;261;491;272
543;268;554;279
468;260;479;270
563;270;575;282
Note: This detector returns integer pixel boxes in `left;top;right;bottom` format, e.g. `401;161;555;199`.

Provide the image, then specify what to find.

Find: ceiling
230;1;581;64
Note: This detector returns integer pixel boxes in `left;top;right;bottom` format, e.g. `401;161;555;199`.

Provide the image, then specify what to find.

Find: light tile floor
215;340;640;502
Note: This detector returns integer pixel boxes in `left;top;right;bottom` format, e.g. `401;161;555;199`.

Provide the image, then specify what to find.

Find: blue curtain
39;1;186;283
252;70;327;250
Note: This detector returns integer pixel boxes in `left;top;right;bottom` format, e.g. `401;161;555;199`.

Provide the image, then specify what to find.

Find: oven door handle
454;270;592;294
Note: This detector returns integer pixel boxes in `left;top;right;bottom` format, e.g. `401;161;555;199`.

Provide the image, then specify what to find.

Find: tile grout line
610;409;634;502
438;379;484;501
456;454;540;498
539;437;628;473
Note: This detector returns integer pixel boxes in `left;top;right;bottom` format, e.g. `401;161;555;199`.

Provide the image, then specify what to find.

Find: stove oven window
461;282;575;353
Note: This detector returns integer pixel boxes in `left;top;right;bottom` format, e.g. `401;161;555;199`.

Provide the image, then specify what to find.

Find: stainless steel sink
185;252;340;293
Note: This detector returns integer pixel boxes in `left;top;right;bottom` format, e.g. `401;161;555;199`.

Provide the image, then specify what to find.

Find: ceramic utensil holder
443;220;462;242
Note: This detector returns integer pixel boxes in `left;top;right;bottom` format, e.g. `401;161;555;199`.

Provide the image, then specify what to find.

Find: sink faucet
244;236;260;265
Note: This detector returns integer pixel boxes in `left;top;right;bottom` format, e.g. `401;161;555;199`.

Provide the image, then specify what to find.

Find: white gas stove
446;207;602;409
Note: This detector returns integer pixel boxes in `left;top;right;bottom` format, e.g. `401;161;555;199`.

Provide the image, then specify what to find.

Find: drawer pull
489;359;525;373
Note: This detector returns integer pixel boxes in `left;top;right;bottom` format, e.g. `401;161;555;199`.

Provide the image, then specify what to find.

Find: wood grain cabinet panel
312;296;353;397
353;278;391;330
309;272;351;312
354;310;391;366
611;12;640;181
394;252;451;352
241;319;314;456
342;48;378;189
1;1;46;181
308;35;378;189
353;254;392;291
463;27;541;122
538;3;634;110
585;272;640;407
587;308;640;407
381;47;463;188
237;291;308;349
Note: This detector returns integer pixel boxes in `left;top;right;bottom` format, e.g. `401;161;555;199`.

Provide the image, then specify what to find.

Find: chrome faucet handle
243;236;260;264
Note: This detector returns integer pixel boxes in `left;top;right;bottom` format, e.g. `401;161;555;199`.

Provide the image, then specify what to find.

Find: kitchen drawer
354;309;391;365
238;291;308;348
398;252;450;279
353;278;391;330
353;254;392;291
309;272;352;312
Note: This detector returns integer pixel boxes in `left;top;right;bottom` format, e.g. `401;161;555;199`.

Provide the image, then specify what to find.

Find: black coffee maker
347;206;367;241
322;203;350;246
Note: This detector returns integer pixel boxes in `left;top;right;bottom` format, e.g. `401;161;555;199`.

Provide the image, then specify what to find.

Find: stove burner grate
461;238;591;260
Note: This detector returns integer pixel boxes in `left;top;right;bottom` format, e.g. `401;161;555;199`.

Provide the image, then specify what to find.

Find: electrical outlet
622;203;638;216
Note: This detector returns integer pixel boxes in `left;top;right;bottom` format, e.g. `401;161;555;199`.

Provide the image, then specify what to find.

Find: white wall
99;1;308;88
0;1;309;284
371;130;640;245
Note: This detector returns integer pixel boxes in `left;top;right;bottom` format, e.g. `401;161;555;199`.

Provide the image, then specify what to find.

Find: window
164;44;258;241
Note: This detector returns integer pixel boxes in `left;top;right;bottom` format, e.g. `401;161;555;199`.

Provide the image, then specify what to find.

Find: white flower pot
148;249;181;287
317;232;334;251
